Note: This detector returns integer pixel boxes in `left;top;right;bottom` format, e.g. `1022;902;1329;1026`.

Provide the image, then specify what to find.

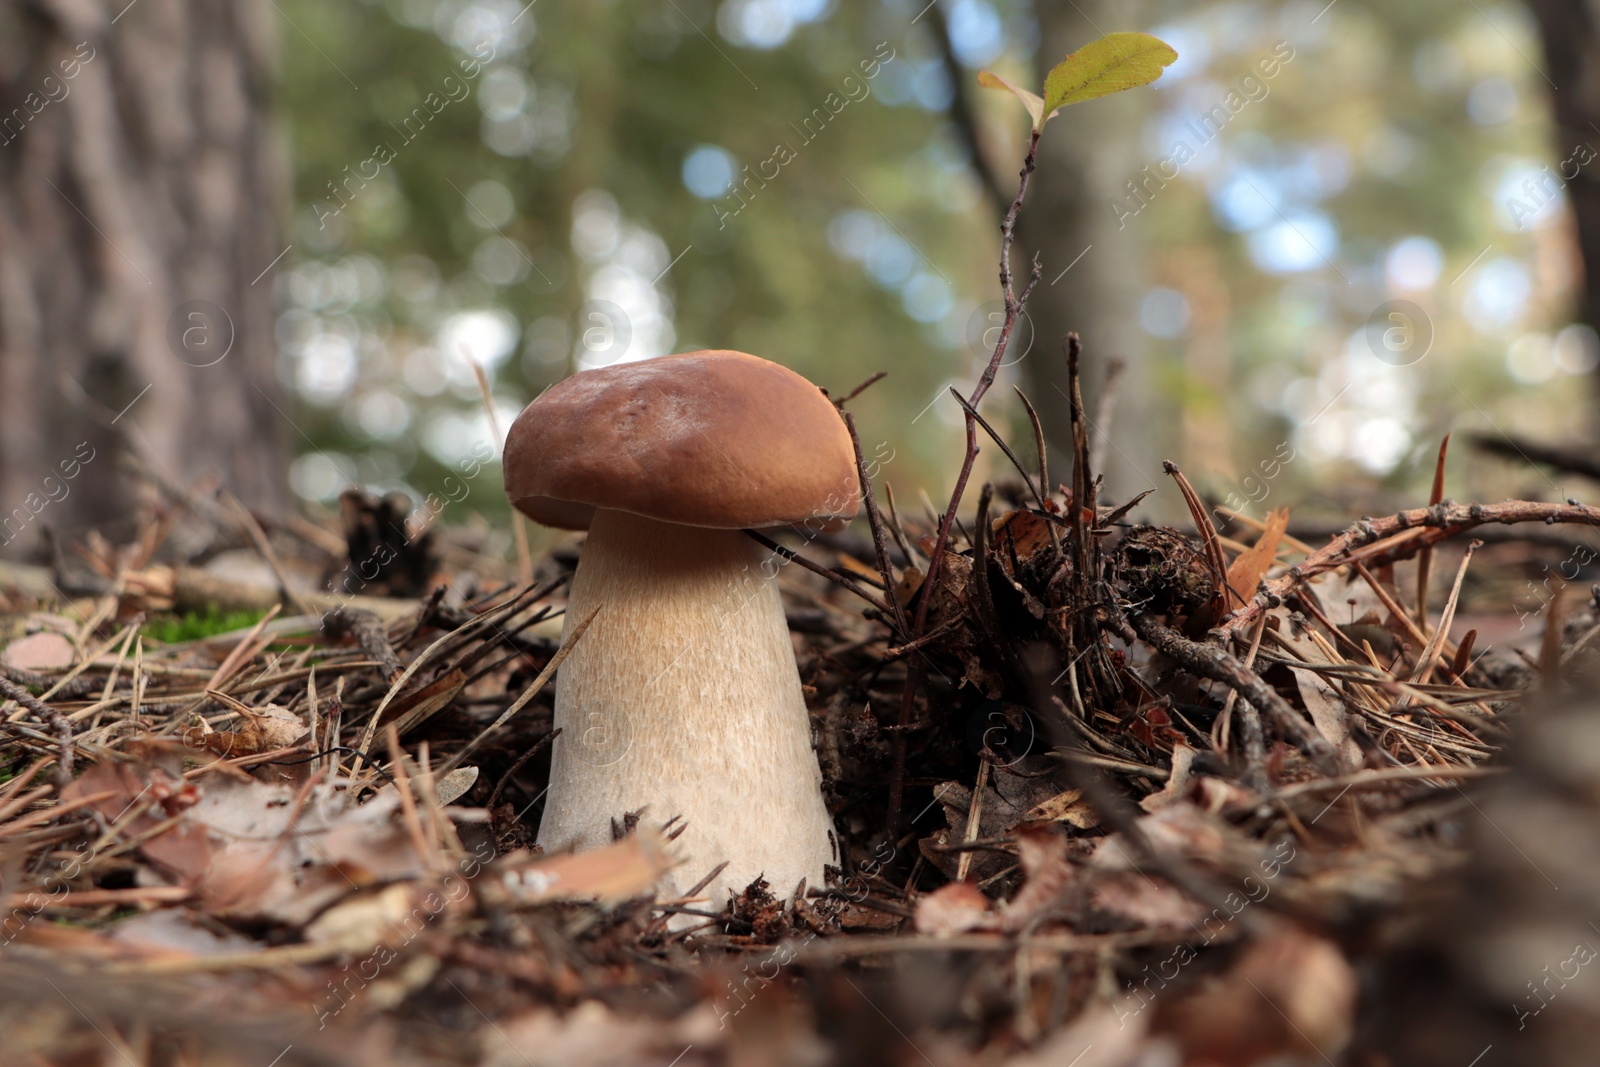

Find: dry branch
0;674;72;781
322;606;405;682
1124;611;1342;776
1218;499;1600;635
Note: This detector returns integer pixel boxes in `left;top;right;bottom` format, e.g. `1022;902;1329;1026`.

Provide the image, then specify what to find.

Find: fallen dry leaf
1089;802;1231;872
1023;786;1098;829
108;910;261;959
1140;743;1198;813
1002;1003;1162;1067
1188;775;1260;818
990;508;1054;576
914;881;996;936
895;565;925;608
837;901;903;930
304;882;425;951
387;668;468;737
482;1001;721;1067
3;630;75;671
498;830;675;905
1088;870;1207;930
183;696;307;758
66;759;435;926
1291;667;1356;769
379;765;480;807
58;761;212;883
1156;921;1357;1066
1272;609;1361;768
432;766;480;806
1223;507;1289;612
998;825;1074;932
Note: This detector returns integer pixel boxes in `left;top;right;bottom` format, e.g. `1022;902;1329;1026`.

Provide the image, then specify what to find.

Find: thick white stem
538;509;836;905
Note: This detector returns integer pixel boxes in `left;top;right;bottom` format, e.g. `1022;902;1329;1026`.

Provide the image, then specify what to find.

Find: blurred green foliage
145;608;271;645
274;0;1591;544
277;0;993;539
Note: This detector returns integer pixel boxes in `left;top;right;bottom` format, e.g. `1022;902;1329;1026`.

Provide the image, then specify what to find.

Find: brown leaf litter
1;438;1598;1064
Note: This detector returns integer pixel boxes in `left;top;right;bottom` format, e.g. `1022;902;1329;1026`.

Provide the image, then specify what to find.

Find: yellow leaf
1043;32;1178;114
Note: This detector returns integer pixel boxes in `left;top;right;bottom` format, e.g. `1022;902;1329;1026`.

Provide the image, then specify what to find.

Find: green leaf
1042;32;1178;114
977;70;1046;131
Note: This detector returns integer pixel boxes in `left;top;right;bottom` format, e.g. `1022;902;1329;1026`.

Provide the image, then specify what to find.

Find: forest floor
1;441;1599;1067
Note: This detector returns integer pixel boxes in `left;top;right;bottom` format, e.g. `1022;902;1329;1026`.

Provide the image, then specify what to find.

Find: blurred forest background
0;0;1594;554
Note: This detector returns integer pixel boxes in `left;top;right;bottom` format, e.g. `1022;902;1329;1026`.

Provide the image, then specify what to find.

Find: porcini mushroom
503;349;859;905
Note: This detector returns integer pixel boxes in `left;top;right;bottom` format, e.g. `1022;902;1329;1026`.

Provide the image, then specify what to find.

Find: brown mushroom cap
504;350;861;531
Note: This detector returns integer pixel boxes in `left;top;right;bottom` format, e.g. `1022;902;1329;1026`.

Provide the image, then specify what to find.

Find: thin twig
836;371;889;406
743;530;896;618
1013;387;1058;548
947;388;1048;512
843;410;909;637
322;607;404;682
955;759;990;883
223;490;311;617
0;676;73;782
881;482;921;567
1163;461;1233;613
1417;434;1450;626
435;606;601;778
1408;542;1479;690
1218;499;1600;635
891;126;1045;836
1124;611;1342;776
1215;613;1269;789
1087;356;1125;481
473;361;532;586
355;595;524;757
487;728;561;814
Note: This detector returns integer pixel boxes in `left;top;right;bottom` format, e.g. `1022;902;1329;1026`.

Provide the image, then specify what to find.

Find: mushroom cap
504;350;861;531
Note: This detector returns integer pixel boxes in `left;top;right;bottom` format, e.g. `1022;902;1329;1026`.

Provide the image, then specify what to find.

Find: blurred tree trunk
1016;0;1162;506
1528;0;1600;432
0;0;289;553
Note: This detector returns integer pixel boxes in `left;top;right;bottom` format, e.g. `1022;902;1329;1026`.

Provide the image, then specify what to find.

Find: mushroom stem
538;508;837;905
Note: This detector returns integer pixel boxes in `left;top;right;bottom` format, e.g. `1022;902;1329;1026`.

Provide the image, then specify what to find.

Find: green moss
144;608;269;645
